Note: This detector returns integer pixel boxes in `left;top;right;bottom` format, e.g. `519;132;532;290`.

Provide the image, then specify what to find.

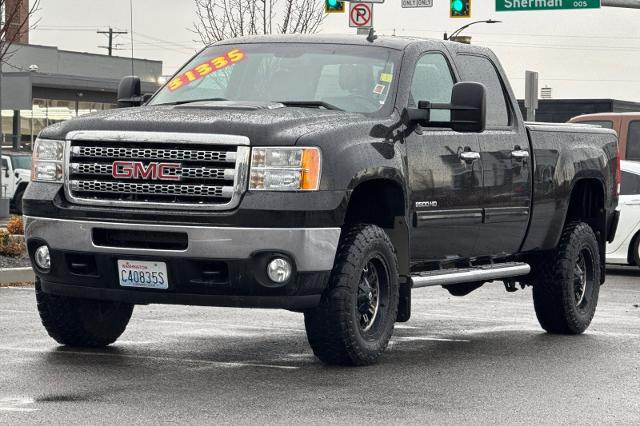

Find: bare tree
193;0;324;44
0;0;40;65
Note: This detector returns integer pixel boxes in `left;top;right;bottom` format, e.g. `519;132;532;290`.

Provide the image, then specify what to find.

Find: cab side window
626;121;640;162
621;171;640;196
457;55;510;128
410;53;455;122
1;158;8;174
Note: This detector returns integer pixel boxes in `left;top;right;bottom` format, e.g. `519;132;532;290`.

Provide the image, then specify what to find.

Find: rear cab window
621;170;640;195
626;121;640;161
456;54;511;128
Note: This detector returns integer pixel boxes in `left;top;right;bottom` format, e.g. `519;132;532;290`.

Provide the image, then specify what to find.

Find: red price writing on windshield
168;48;246;91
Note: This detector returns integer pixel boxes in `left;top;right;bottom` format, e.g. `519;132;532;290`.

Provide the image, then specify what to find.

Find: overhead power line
97;27;129;56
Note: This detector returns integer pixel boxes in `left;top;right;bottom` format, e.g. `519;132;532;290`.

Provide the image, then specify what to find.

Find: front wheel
532;221;601;334
36;278;134;347
304;224;399;366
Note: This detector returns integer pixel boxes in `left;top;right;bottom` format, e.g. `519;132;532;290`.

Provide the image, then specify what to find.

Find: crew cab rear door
455;53;532;256
406;51;484;261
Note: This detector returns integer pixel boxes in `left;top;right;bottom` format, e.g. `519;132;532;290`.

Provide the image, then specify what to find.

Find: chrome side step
411;262;531;289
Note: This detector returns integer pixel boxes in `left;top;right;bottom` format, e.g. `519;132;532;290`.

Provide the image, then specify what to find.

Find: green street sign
496;0;600;12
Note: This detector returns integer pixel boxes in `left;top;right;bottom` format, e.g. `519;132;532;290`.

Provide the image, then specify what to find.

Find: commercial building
0;43;162;149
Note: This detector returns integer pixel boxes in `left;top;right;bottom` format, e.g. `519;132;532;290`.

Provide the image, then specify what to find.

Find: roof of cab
213;33;487;53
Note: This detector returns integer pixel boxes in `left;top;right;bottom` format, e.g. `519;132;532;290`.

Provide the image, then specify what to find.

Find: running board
411;262;531;289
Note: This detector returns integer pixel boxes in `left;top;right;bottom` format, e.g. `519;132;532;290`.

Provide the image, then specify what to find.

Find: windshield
11;155;31;170
149;43;400;114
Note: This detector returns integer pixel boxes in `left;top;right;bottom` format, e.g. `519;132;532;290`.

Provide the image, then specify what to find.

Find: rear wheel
36;278;134;347
304;224;399;366
532;222;600;334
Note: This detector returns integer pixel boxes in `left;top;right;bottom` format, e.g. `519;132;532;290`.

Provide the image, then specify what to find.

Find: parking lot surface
1;269;639;424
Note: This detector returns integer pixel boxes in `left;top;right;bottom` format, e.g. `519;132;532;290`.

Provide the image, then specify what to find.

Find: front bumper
25;216;340;309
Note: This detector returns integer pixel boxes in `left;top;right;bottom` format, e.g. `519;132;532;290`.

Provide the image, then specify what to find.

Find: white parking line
0;397;38;413
137;317;304;333
0;309;33;314
393;336;470;343
0;346;300;370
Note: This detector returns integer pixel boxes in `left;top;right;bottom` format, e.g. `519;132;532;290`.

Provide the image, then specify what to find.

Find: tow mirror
406;82;487;133
117;76;144;108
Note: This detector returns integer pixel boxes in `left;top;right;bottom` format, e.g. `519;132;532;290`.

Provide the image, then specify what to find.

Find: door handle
511;150;530;161
460;151;481;163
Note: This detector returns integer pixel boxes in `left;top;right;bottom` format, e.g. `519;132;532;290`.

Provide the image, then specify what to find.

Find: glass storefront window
5;99;116;149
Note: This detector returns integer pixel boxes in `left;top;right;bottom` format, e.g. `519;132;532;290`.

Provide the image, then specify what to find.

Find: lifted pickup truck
25;35;619;366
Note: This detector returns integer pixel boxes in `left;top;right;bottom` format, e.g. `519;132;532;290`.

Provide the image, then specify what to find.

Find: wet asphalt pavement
1;268;639;424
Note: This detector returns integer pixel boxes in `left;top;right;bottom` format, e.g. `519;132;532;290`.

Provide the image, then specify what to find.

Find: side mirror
14;171;19;178
3;170;8;179
406;81;487;133
117;76;144;108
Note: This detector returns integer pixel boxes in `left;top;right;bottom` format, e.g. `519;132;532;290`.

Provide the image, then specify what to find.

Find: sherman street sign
496;0;601;11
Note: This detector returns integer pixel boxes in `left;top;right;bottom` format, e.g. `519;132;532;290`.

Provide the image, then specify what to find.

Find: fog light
34;245;51;271
267;258;292;283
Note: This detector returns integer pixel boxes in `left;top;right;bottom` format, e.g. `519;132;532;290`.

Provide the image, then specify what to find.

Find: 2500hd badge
25;35;619;366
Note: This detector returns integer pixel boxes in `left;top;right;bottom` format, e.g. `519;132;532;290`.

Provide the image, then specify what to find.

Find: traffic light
325;0;345;14
450;0;471;18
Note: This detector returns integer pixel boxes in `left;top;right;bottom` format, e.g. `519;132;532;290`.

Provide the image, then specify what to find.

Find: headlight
32;139;65;183
249;147;321;191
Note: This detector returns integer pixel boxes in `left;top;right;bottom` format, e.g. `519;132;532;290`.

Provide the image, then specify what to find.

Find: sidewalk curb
0;267;35;285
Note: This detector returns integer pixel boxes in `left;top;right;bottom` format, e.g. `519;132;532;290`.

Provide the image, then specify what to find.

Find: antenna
129;0;135;76
366;27;377;43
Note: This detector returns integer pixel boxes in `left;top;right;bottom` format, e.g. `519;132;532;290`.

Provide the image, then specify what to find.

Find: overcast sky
27;0;640;101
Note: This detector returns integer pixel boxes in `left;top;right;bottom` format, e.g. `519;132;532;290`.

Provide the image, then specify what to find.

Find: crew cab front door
406;52;484;261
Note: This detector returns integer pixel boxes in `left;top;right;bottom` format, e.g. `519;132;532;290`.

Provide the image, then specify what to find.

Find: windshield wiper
278;101;343;111
161;98;229;106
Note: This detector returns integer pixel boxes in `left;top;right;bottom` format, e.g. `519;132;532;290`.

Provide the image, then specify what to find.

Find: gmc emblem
112;161;181;181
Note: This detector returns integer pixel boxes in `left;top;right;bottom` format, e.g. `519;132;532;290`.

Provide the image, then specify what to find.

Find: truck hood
38;103;370;146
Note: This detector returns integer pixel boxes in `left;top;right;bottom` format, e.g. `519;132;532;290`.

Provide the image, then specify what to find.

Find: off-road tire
532;221;600;334
304;224;399;366
35;278;134;347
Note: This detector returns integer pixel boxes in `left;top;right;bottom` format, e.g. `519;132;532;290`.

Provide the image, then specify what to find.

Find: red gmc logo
112;161;181;181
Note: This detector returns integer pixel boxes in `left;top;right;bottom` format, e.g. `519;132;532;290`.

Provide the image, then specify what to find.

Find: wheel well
565;179;606;280
565;179;605;240
345;180;409;276
345;180;404;228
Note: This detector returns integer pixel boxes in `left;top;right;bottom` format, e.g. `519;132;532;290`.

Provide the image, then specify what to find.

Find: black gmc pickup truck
24;35;619;366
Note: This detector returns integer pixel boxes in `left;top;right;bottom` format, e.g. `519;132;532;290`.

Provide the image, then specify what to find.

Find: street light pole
445;19;502;42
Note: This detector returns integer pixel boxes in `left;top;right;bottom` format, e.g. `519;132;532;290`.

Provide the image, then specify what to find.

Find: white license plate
117;260;169;290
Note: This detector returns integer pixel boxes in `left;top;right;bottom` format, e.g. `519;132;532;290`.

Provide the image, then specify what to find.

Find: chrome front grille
64;131;250;210
71;146;236;162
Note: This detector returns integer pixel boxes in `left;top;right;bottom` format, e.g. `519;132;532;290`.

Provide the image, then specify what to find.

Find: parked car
24;35;619;366
1;150;31;214
607;160;640;266
570;113;640;161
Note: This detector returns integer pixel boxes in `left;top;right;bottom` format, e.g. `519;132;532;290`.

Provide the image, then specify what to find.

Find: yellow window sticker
380;73;393;83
